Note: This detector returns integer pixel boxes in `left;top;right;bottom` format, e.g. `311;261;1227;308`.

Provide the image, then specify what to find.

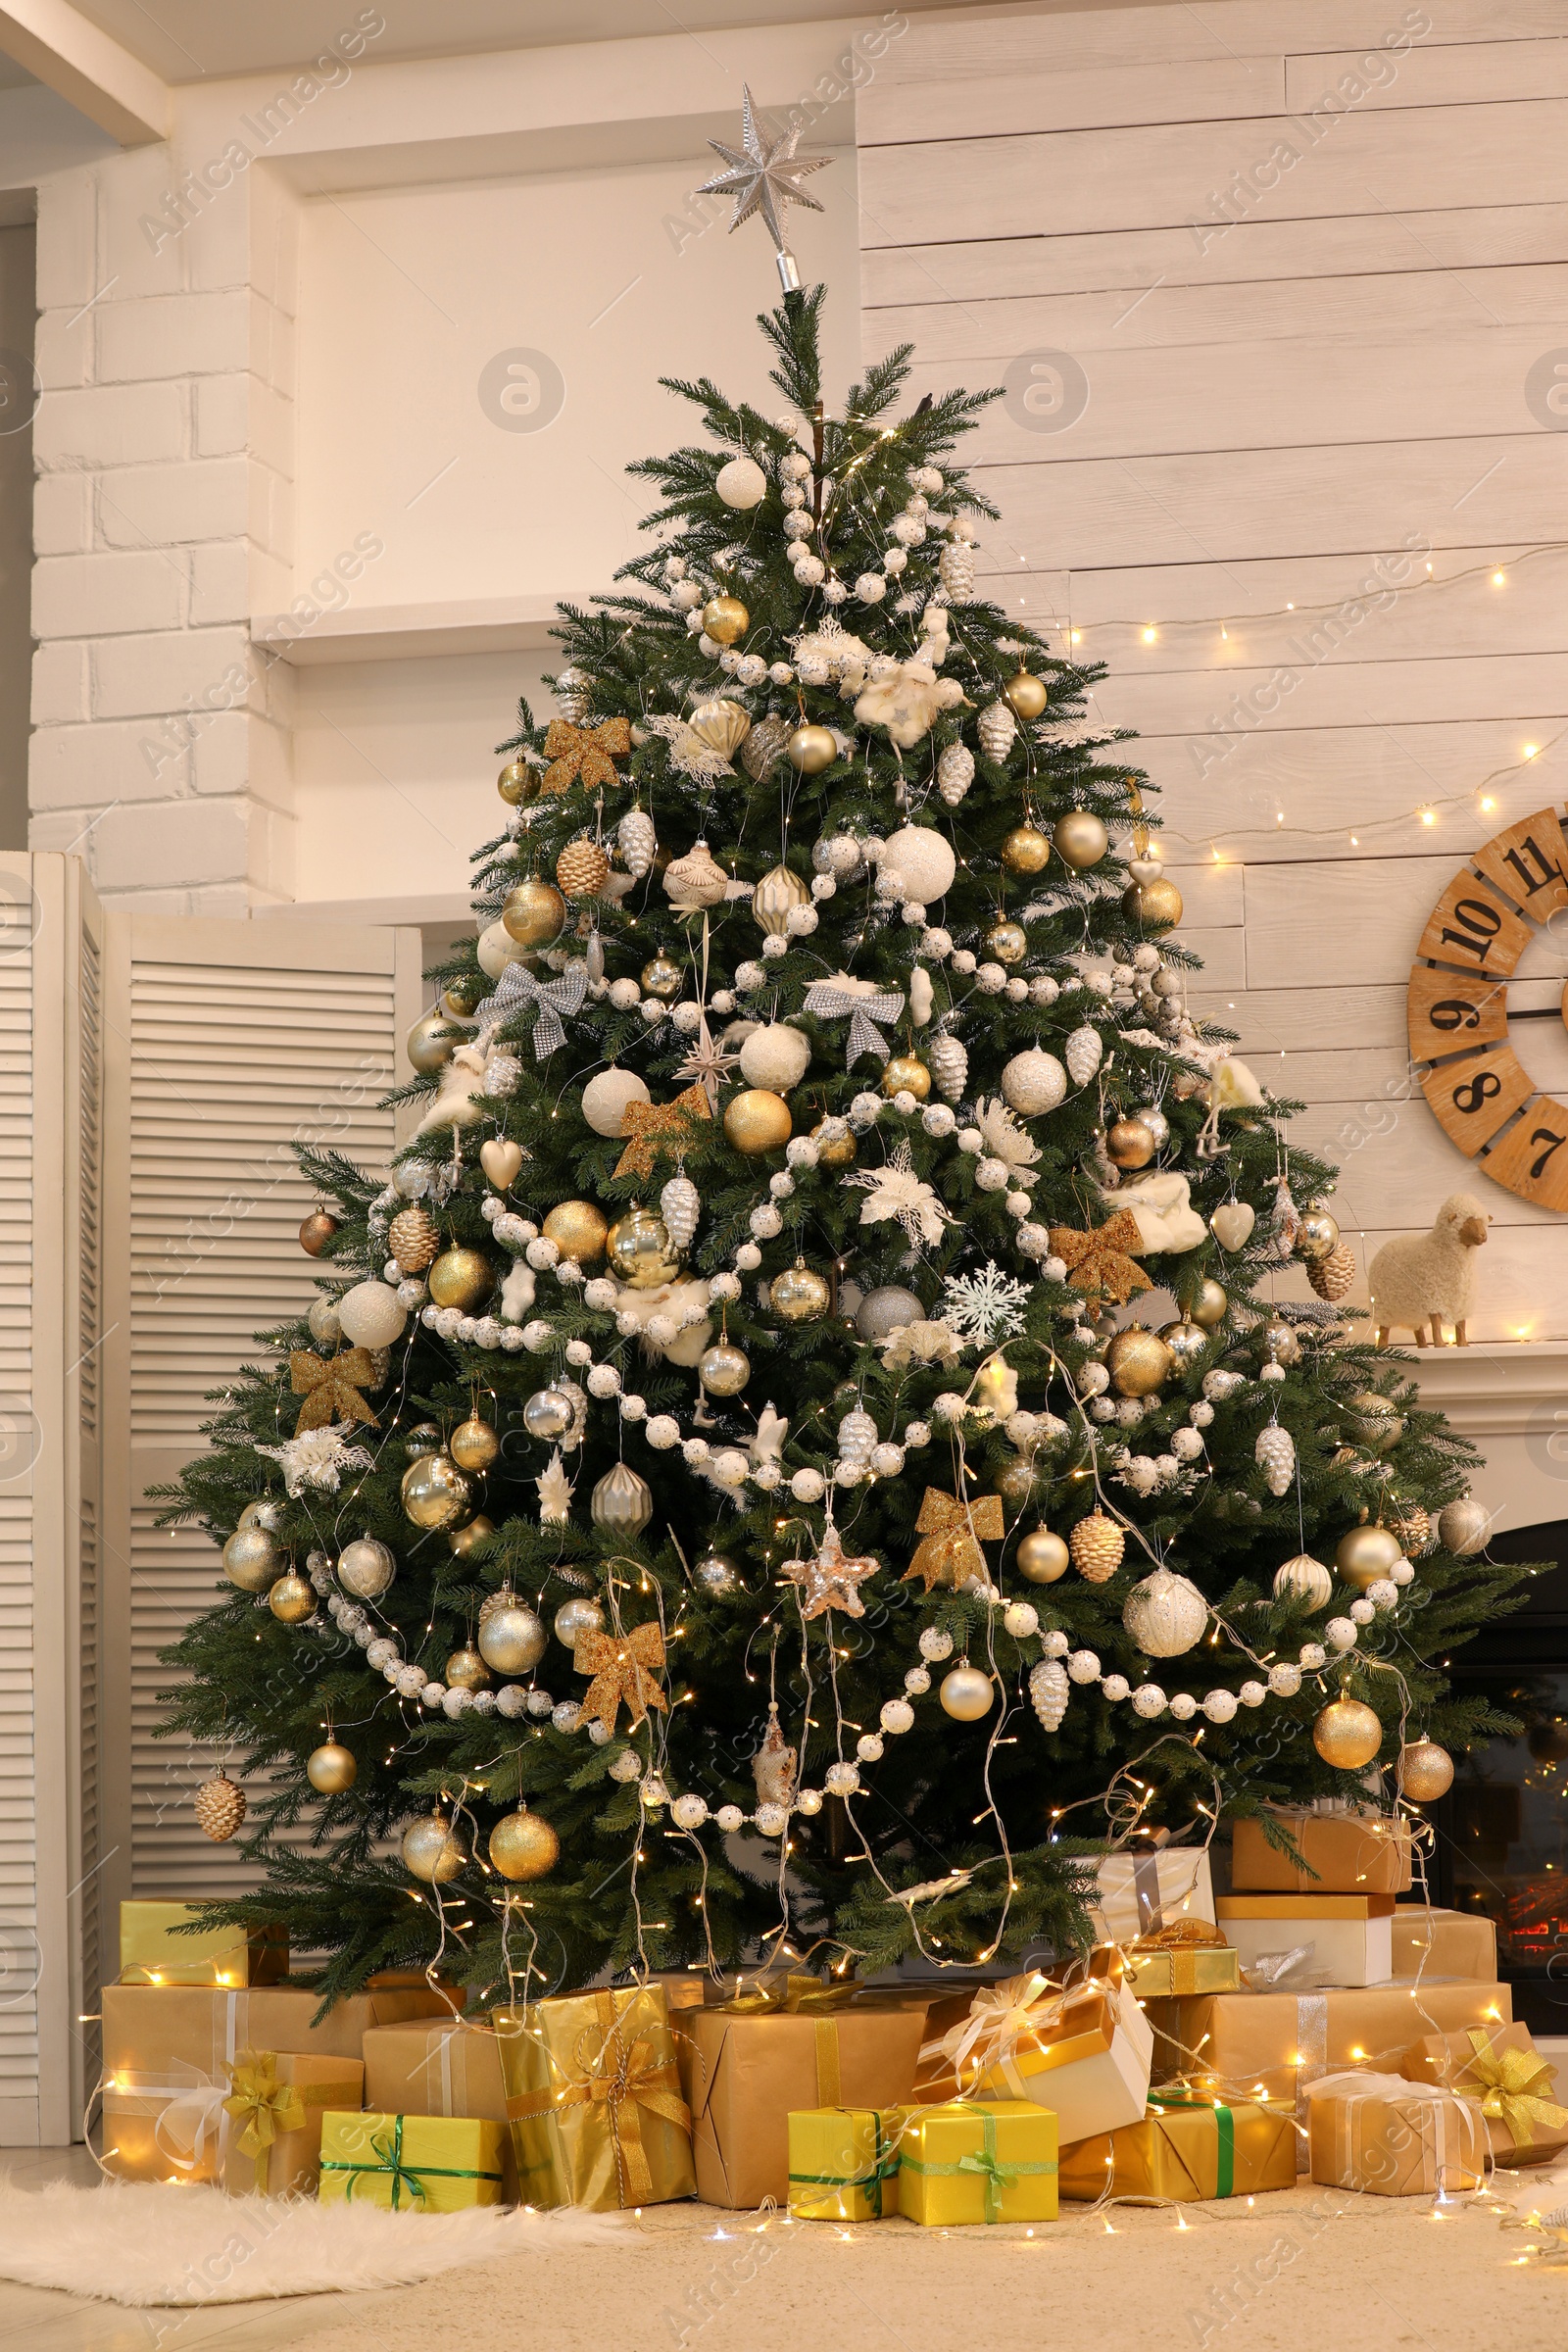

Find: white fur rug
0;2180;628;2305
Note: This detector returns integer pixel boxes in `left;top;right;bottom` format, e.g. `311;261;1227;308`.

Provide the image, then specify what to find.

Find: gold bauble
426;1248;494;1311
1348;1391;1403;1450
268;1572;316;1625
985;920;1028;965
556;839;610;900
403;1813;467;1884
1335;1525;1404;1592
478;1598;546;1674
640;954;683;1001
1312;1697;1384;1771
702;593;749;646
1157;1318;1210;1367
1016;1528;1070;1585
400;1452;474;1531
501;877;567;949
770;1261;831;1324
881;1054;931;1102
222;1526;281;1592
687;698;751;758
1190;1279;1229;1331
445;1644;491;1691
724;1089;792;1154
542;1200;609;1264
497;758;536;806
442;977;483;1019
388;1203;439;1274
337;1537;396;1598
1396;1738;1454;1802
699;1339;752;1397
810;1119;856;1169
306;1740;358;1793
404;1421;443;1457
1106;1116;1156;1170
448;1513;495;1557
786;724;837;775
489;1806;560;1883
1123;876;1184;927
1106;1325;1173;1397
1297;1208;1341;1264
407;1011;457;1075
607;1204;683;1289
450;1415;501;1472
753;862;811;936
298;1208;340;1255
1054;809;1108;869
940;1664;996;1722
1003;669;1049;720
1002;823;1052;875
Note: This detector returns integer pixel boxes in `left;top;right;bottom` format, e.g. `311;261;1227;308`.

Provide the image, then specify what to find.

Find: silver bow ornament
803;982;906;1067
474;959;589;1057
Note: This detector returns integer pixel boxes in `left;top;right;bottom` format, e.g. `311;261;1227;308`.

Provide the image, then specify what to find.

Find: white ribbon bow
802;982;906;1067
919;1969;1068;2083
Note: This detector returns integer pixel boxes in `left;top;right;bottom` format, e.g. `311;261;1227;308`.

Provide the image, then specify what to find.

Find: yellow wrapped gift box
1058;2089;1298;2202
318;2111;507;2210
119;1901;287;1988
497;1984;695;2212
900;2101;1057;2227
788;2106;906;2221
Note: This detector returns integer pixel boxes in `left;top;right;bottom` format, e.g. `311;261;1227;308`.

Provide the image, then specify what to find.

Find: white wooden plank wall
861;0;1568;1340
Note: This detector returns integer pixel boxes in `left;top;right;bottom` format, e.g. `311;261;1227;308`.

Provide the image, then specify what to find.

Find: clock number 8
1451;1069;1501;1115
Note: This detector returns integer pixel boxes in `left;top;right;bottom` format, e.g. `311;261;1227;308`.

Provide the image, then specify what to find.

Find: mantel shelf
252;596;589;666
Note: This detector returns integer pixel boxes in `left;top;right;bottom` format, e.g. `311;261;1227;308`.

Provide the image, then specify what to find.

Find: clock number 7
1528;1126;1566;1181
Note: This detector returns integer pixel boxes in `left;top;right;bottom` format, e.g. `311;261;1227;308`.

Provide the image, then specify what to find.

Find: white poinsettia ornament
257;1427;374;1497
845;1140;949;1248
970;1096;1041;1188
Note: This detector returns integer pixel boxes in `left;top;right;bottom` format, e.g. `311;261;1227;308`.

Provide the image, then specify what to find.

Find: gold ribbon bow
290;1347;380;1434
515;1995;691;2205
612;1083;711;1181
1459;2031;1568;2150
223;2051;307;2192
716;1970;862;2017
1047;1210;1152;1306
904;1490;1005;1592
573;1621;667;1732
542;716;631;796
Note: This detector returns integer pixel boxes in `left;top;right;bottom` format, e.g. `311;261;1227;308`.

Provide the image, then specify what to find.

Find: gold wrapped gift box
1402;2022;1568;2167
788;2105;906;2221
119;1901;287;1988
1058;2090;1297;2202
1307;2073;1485;2195
318;2111;507;2210
220;2051;364;2196
1231;1808;1412;1895
900;2101;1057;2227
497;1984;695;2212
1092;1923;1240;2000
1391;1907;1497;1984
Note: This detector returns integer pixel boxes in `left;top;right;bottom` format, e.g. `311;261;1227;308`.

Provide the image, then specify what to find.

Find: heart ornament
479;1138;524;1190
1210;1201;1255;1252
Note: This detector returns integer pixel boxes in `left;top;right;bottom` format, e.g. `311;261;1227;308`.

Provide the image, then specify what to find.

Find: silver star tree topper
695;85;830;293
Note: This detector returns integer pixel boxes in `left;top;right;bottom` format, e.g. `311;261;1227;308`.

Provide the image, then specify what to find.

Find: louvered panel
0;930;36;2111
74;906;104;2104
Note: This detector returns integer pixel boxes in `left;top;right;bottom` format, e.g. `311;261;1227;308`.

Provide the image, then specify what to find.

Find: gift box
99;1982;455;2183
1057;2088;1298;2202
688;1983;926;2209
1091;1847;1215;1944
364;2019;520;2200
220;2050;365;2196
497;1984;695;2212
119;1902;287;1988
1391;1907;1497;1983
900;2101;1057;2226
1306;2072;1485;2195
788;2105;906;2221
930;1976;1153;2144
318;2110;507;2210
1401;2021;1568;2166
1092;1923;1240;2000
1230;1807;1412;1895
1216;1894;1395;1988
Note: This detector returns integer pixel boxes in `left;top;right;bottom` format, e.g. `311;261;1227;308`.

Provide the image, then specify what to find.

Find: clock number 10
1438;898;1504;964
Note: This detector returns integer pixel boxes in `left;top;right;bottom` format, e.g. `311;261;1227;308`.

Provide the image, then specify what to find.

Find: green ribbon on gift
902;2110;1055;2223
788;2109;903;2217
318;2115;504;2210
1148;2088;1236;2199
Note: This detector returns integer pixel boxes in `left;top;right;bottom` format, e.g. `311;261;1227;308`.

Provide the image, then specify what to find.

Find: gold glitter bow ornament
573;1621;667;1732
1458;2030;1568;2151
289;1347;380;1434
1048;1209;1152;1306
613;1083;711;1181
223;2051;306;2186
904;1490;1004;1592
542;716;631;796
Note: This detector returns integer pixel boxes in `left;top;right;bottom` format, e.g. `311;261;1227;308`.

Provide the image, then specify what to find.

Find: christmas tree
159;116;1528;2001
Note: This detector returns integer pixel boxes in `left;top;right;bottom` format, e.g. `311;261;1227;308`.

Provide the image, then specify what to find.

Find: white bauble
1001;1049;1067;1116
715;455;767;510
739;1021;812;1091
582;1066;651;1137
1122;1568;1208;1658
1273;1552;1332;1611
337;1281;408;1349
476;919;530;978
883;825;956;906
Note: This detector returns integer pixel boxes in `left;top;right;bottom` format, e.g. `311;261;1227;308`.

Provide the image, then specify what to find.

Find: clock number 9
1428;997;1482;1033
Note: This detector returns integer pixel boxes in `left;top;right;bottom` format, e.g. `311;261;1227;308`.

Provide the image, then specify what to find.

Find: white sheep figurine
1368;1193;1490;1348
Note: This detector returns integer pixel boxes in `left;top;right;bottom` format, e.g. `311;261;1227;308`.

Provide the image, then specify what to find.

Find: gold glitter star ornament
787;1526;879;1619
695;86;832;293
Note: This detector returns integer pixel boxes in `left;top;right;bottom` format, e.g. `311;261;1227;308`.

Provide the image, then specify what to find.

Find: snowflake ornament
941;1262;1031;1348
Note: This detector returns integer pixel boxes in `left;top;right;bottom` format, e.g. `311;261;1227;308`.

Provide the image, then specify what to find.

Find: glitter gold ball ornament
269;1571;316;1625
702;594;749;646
501;877;567;948
400;1452;473;1531
881;1054;931;1101
753;862;810;936
1106;1116;1156;1170
407;1012;457;1075
640;954;683;1001
1016;1528;1070;1584
1123;876;1184;927
1274;1552;1333;1611
497;758;535;806
985;920;1028;966
1003;670;1049;720
699;1339;752;1397
542;1200;609;1264
306;1741;357;1794
556;838;611;899
1335;1525;1404;1592
222;1526;281;1592
592;1461;655;1535
786;724;837;774
450;1415;501;1472
939;1664;995;1721
1123;1568;1208;1657
489;1806;560;1882
687;698;752;758
1348;1391;1403;1450
1158;1318;1210;1368
607;1203;683;1289
403;1813;466;1884
449;1514;495;1558
811;1119;856;1169
337;1537;396;1599
479;1599;546;1675
1053;809;1107;870
1002;822;1051;875
1191;1279;1229;1331
771;1260;831;1324
389;1204;439;1274
1070;1513;1125;1583
1308;1242;1358;1302
741;714;792;779
1396;1738;1455;1802
194;1770;246;1842
299;1208;340;1256
427;1248;494;1312
1313;1697;1384;1771
445;1644;491;1691
1296;1208;1341;1264
724;1088;792;1155
1106;1325;1172;1397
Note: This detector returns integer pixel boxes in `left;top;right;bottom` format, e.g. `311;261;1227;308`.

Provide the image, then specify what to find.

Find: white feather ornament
937;743;975;807
1064;1025;1103;1088
1029;1657;1069;1731
659;1174;701;1252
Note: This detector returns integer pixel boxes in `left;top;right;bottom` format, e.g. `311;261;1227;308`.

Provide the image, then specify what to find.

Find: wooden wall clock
1408;806;1568;1209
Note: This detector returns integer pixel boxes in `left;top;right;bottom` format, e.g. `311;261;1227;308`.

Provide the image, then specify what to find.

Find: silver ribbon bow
803;983;906;1067
474;959;589;1056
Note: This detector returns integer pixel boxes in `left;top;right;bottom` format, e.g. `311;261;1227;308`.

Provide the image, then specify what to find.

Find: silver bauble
856;1286;924;1344
693;1551;741;1598
554;1596;605;1647
523;1386;574;1442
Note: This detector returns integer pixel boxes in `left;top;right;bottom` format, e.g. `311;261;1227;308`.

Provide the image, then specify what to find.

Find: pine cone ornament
1065;1024;1103;1088
556;838;610;899
194;1769;246;1843
616;808;657;877
484;1051;522;1099
978;701;1017;761
388;1203;439;1273
659;1173;700;1251
928;1030;968;1103
554;664;592;722
1389;1503;1433;1556
1307;1241;1357;1300
1029;1657;1069;1731
1070;1511;1125;1583
1255;1422;1296;1497
937;743;975;808
740;714;793;780
939;540;976;603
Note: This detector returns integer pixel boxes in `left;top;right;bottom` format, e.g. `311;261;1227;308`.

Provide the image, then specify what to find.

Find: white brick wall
28;148;300;908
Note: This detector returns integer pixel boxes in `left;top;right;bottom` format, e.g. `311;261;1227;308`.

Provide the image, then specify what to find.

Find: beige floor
5;2145;1568;2352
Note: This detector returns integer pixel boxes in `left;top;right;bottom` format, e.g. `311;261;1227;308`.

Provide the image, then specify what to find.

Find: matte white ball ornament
1001;1049;1067;1117
582;1066;651;1138
739;1022;812;1092
883;824;956;906
939;1665;994;1722
715;454;767;509
337;1281;408;1348
1122;1569;1208;1657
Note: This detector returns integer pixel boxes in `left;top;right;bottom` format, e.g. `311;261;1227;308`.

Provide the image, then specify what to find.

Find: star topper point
695;84;831;292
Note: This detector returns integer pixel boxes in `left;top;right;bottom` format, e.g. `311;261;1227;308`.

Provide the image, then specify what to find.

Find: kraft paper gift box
497;1984;695;2212
1391;1907;1497;1983
1091;1847;1215;1944
318;2111;507;2210
99;1982;455;2183
220;2050;365;2196
1216;1893;1396;1989
939;1977;1153;2145
900;2101;1058;2227
1057;2088;1298;2202
1401;2020;1568;2166
788;2105;907;2221
364;2019;521;2201
1306;2072;1485;2195
1230;1807;1412;1895
119;1902;287;1988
